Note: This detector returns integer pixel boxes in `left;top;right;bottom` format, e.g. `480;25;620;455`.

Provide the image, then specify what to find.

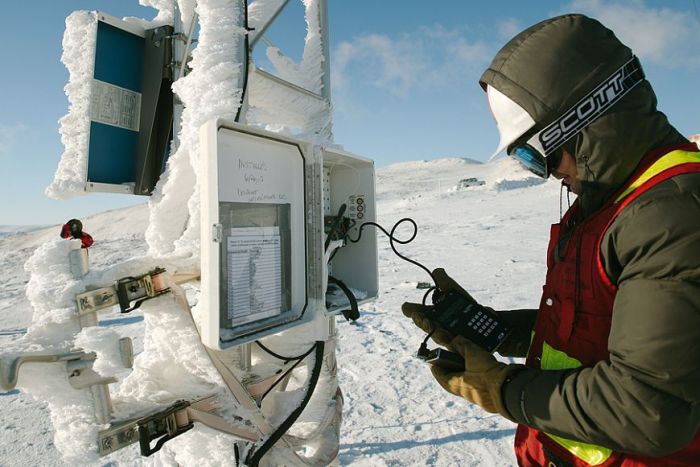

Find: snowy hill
0;225;49;237
0;157;564;466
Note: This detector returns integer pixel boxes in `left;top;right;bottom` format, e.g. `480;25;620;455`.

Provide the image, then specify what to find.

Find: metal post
236;0;249;124
172;3;185;151
69;245;90;278
318;0;333;139
90;384;114;424
179;13;199;81
319;0;331;104
240;343;252;372
249;0;291;48
327;315;337;376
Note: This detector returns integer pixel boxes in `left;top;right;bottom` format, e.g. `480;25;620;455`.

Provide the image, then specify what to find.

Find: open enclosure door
85;13;173;195
200;119;319;349
322;147;379;314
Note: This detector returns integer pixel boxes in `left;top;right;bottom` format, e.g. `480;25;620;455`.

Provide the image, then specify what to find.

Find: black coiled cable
347;218;437;285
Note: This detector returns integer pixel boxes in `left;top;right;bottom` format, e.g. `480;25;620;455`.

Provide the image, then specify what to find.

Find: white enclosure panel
200;119;316;349
322;147;379;312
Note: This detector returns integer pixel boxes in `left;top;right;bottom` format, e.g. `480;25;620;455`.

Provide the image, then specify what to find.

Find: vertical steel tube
319;0;332;104
179;13;199;80
236;0;250;124
318;0;333;140
172;3;185;151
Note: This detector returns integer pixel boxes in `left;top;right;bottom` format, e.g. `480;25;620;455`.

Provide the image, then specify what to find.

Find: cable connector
416;342;430;360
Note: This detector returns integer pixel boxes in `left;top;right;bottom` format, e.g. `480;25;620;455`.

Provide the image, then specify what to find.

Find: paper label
217;132;303;205
90;79;141;131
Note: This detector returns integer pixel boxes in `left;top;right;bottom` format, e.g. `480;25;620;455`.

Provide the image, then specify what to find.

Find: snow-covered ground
0;156;563;466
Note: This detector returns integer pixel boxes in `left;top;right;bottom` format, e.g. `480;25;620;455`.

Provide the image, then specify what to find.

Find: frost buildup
146;0;245;258
247;0;332;142
46;11;98;199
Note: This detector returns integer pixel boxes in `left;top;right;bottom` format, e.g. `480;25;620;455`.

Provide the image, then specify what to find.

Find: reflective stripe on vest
540;341;612;465
615;149;700;203
598;149;700;291
540;340;581;370
534;149;700;466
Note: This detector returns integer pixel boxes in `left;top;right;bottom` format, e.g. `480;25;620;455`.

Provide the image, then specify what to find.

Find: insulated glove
401;268;534;358
401;268;476;346
431;335;525;421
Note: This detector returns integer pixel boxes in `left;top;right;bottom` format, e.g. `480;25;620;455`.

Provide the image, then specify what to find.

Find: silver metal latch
97;400;192;457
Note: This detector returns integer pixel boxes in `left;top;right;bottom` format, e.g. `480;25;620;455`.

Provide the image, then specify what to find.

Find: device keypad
433;290;511;353
468;310;497;336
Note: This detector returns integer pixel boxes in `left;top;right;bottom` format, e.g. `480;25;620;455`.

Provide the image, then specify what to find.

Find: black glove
492;309;537;358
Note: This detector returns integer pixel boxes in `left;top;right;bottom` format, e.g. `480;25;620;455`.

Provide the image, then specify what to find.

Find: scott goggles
507;55;645;178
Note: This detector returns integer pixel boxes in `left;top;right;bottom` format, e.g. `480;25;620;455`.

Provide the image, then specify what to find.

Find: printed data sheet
227;226;282;325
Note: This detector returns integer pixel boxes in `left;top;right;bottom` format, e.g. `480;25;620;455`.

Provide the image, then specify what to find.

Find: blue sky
1;0;698;225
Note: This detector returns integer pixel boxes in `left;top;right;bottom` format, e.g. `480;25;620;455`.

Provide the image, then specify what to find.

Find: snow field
0;157;563;465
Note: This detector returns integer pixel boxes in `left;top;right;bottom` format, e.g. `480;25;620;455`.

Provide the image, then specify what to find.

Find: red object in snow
60;220;94;248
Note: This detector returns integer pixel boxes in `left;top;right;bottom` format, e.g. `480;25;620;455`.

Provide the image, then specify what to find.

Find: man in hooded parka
403;14;700;466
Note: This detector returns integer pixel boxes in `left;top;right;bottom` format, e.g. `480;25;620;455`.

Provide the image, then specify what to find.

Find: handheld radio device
430;290;511;353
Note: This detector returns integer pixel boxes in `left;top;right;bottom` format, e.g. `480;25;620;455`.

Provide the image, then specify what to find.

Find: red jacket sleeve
81;233;94;248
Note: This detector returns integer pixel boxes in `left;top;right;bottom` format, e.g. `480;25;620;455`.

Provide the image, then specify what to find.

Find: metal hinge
213;224;223;243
